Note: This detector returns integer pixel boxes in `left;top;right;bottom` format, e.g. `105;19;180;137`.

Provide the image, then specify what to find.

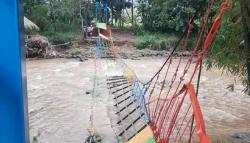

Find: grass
135;32;179;50
43;31;77;45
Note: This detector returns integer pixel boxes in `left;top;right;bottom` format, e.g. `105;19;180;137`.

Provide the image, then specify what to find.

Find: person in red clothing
100;6;112;37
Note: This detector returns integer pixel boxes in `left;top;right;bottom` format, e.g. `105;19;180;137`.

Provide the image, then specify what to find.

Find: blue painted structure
0;0;29;143
95;2;109;24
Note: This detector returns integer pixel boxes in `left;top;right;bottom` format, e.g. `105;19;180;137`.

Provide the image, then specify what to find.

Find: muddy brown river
27;58;250;143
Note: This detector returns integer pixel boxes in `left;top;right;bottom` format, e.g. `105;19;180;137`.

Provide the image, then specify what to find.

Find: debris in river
85;134;102;143
26;35;58;58
232;131;250;142
79;56;88;62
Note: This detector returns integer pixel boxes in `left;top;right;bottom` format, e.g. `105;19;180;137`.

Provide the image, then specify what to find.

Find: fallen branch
52;42;72;48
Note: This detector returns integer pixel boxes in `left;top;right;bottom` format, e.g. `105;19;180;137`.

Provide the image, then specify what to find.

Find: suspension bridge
0;0;230;143
89;0;230;143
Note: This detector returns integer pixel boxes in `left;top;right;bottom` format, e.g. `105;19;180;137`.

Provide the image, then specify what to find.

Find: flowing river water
27;58;250;143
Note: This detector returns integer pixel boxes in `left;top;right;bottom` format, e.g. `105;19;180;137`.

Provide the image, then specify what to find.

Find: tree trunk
80;0;86;39
111;6;114;26
240;0;250;94
132;0;134;26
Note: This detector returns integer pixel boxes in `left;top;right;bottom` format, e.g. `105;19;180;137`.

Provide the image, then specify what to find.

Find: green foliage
135;33;178;50
207;1;246;77
136;0;250;91
24;0;83;44
23;0;50;31
43;31;77;45
82;1;95;26
137;0;208;33
108;0;133;27
23;0;134;44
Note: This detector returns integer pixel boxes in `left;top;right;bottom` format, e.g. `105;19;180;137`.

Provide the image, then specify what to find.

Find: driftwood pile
25;35;57;58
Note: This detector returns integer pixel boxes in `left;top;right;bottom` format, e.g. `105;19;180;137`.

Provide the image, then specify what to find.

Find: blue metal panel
0;0;29;143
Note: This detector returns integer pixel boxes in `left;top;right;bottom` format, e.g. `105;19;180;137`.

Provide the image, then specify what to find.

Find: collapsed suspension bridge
88;0;230;143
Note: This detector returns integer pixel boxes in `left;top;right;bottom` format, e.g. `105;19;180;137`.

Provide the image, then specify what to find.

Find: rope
153;0;214;135
144;0;229;142
189;60;203;143
188;0;217;139
86;3;110;142
146;2;203;85
90;0;230;143
85;35;101;143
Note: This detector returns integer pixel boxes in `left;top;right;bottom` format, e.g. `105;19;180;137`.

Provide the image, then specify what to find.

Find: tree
24;0;85;32
23;0;50;31
137;0;208;33
208;1;245;74
206;1;250;94
240;0;250;94
109;0;132;27
24;0;85;44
